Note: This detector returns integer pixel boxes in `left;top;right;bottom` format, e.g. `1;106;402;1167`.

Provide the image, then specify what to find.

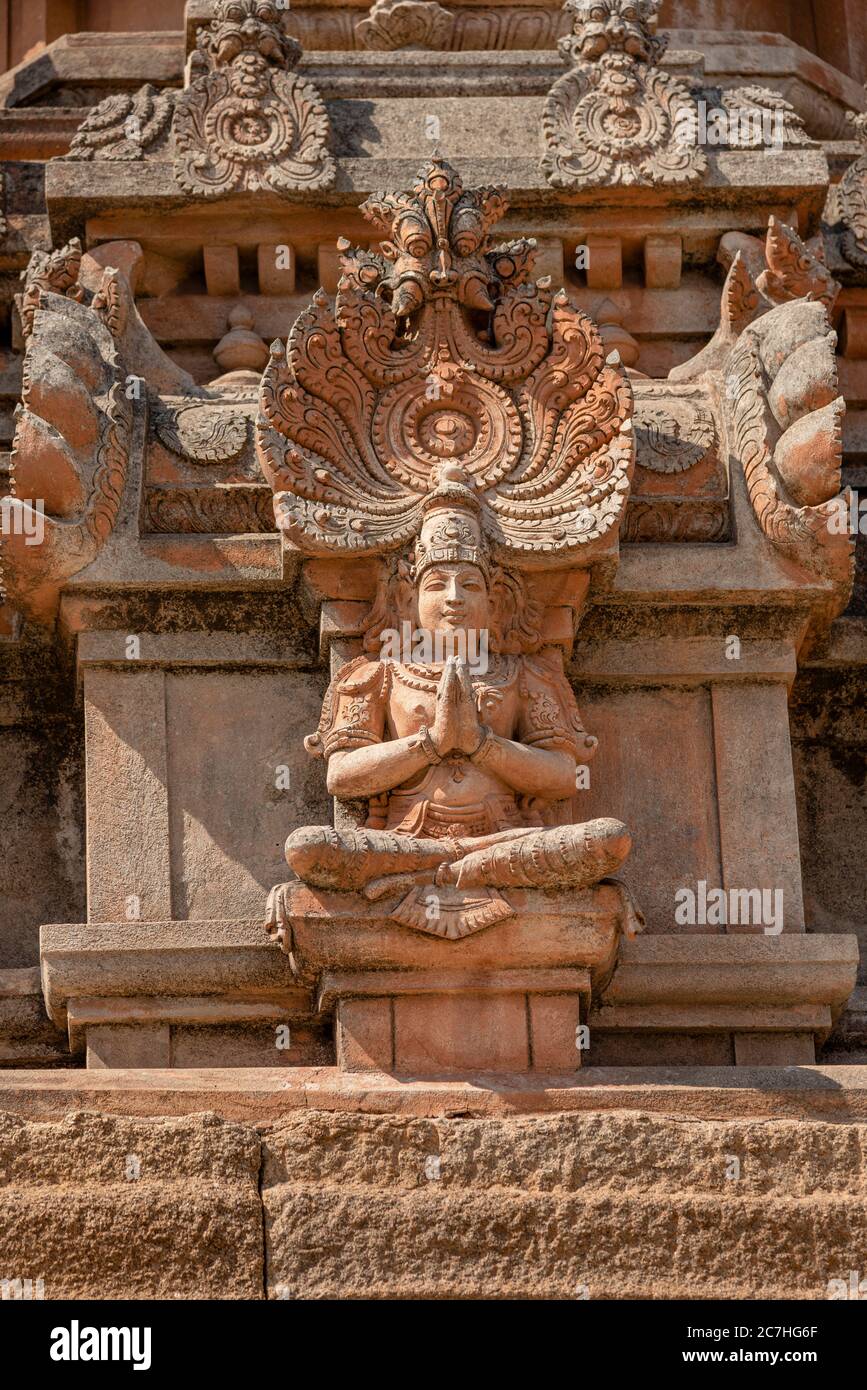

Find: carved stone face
204;0;297;69
569;0;658;62
361;160;508;318
415;562;490;640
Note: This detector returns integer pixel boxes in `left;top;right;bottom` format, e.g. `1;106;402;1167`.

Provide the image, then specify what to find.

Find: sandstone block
262;1109;867;1298
0;1111;263;1299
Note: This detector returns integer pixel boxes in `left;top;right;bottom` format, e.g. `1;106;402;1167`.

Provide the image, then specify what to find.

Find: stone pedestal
274;881;632;1076
590;933;860;1066
328;969;587;1074
39;920;330;1068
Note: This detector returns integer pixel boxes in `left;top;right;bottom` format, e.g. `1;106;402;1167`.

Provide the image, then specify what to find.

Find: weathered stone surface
262;1108;867;1298
0;1110;263;1299
0;0;863;1313
0;968;69;1067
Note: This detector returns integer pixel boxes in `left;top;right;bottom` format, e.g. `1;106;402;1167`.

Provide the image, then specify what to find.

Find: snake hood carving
256;158;635;571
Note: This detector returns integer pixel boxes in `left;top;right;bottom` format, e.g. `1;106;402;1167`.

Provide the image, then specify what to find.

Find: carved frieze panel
143;484;276;535
621;497;729;543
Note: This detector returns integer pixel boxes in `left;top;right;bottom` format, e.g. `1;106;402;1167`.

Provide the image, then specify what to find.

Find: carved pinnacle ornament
17;237;85;343
757;216;840;312
838;102;867;271
61;1;335;199
256;157;634;568
541;0;706;189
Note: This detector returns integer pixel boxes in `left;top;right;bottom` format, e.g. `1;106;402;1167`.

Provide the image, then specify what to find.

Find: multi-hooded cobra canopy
256;157;635;573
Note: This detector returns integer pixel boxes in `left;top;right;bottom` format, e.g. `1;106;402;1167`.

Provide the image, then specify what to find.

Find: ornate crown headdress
411;465;490;583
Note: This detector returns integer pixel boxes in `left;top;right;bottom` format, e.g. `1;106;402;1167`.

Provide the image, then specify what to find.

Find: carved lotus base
268;880;641;1075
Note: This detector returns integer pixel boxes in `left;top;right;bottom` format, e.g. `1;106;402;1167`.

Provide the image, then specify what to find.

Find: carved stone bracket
665;216;851;606
1;246;134;624
726;297;851;600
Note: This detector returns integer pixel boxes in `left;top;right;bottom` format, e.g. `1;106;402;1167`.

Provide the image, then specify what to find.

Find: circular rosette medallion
205;93;296;171
574;78;667;160
372;375;523;490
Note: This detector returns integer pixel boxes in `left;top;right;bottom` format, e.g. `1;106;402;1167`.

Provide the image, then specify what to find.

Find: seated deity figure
279;466;632;904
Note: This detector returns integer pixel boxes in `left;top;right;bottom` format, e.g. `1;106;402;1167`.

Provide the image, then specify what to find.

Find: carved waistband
384;793;524;840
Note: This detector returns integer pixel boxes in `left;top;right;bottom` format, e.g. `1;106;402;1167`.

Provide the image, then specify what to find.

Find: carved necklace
391;654;518;694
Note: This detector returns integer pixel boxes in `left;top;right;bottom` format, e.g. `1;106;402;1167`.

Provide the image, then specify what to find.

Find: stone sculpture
541;0;807;190
281;465;632;911
257;157;634;561
62;0;335;198
258;157;636;938
541;0;707;189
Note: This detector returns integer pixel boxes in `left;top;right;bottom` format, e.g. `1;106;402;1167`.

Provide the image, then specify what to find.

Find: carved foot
439;818;632;890
265;880;296;953
363;870;435;902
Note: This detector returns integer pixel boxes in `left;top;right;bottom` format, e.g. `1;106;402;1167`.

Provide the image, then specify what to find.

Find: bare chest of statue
380;658;524;835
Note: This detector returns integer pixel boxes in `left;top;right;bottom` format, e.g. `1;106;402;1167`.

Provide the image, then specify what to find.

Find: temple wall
791;665;867;978
0;648;84;968
0;0;865;1308
3;1093;867;1299
1;1;864;82
82;662;329;924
